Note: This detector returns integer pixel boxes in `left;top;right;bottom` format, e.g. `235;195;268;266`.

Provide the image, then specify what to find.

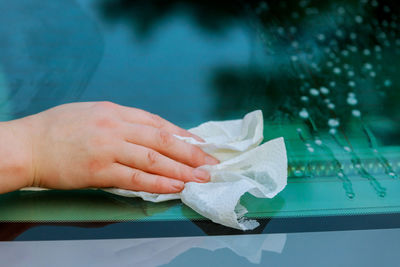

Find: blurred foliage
99;0;246;38
99;0;400;138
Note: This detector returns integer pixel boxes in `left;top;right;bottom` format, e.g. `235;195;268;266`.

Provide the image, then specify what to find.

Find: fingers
116;142;211;183
103;163;185;194
114;105;204;142
122;123;218;168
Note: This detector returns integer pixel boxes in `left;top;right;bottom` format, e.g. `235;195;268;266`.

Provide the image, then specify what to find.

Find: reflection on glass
0;0;104;118
2;229;400;266
0;233;286;266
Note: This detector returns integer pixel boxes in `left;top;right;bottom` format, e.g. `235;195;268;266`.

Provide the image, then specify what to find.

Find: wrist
0;116;36;193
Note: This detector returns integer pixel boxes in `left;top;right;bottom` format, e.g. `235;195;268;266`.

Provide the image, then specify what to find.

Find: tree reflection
98;0;399;137
99;0;246;38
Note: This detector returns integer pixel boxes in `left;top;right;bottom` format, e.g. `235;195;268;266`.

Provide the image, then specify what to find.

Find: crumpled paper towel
105;110;287;230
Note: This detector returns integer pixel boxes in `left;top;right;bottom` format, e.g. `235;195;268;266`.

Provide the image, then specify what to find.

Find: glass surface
2;228;400;266
0;0;400;240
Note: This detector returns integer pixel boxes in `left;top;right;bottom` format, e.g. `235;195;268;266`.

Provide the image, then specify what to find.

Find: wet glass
0;0;400;245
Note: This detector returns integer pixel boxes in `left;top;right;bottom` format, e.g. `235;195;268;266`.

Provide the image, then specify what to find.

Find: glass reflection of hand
0;102;219;194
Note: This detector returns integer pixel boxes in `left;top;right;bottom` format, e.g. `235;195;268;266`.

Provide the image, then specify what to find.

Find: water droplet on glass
327;103;335;109
333;67;341;74
329;128;337;135
364;63;373;70
363;49;371;56
349;45;358;52
309;88;319;96
307;147;315;153
352;109;361;117
347;70;355;77
291;55;298;61
299;108;309;119
370;71;376;77
344;146;351;152
341;50;349;57
301;96;309;102
384;79;392;87
355;16;363;24
317;33;325;41
383;5;390;12
328;118;340;127
383;40;390;47
294;170;303;177
378;32;387;39
329;81;336;87
336;29;344;37
315;139;322;145
347;97;358;105
320;86;329;94
348;81;356;87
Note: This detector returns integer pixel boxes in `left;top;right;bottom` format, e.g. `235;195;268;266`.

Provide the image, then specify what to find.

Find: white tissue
105;110;287;230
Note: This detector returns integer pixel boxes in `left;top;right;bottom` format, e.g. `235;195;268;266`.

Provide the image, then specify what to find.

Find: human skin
0;101;219;194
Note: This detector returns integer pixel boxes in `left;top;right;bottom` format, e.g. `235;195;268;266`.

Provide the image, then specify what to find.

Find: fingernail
193;168;210;182
171;180;184;191
205;156;219;165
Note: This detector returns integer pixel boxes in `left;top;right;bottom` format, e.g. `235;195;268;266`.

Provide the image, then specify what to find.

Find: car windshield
0;0;400;265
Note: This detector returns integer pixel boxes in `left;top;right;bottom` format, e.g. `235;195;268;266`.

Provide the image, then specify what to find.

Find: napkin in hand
106;110;287;230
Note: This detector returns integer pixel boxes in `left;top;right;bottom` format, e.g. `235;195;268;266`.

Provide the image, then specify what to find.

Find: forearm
0;118;33;194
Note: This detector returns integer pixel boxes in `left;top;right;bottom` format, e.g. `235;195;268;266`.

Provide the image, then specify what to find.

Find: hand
3;102;219;194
